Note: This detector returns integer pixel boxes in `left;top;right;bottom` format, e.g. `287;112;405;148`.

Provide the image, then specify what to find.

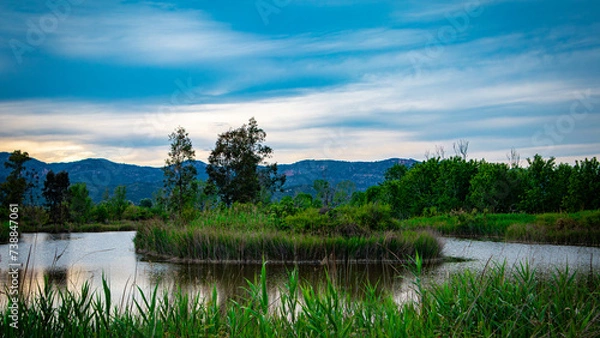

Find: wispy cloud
0;0;598;166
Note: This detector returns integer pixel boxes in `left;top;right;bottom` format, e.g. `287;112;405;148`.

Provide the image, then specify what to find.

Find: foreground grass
2;263;599;337
399;209;600;246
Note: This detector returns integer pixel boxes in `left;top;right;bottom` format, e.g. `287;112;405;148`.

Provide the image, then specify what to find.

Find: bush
284;208;331;233
123;205;155;221
337;203;395;231
22;205;49;227
92;203;109;224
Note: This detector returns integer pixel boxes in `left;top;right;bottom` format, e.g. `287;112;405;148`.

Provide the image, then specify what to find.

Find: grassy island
134;203;443;263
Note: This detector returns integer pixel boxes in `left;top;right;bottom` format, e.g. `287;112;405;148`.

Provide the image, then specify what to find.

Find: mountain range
0;152;417;204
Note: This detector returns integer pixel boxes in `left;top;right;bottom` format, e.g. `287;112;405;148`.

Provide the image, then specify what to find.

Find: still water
1;232;599;307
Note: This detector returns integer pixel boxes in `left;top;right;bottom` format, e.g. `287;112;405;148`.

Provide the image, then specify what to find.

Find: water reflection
1;232;600;308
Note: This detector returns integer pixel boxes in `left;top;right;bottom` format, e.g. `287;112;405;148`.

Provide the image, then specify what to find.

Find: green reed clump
3;263;600;337
135;222;442;263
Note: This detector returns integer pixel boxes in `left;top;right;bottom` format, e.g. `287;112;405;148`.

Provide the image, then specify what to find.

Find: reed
3;263;599;337
134;221;443;263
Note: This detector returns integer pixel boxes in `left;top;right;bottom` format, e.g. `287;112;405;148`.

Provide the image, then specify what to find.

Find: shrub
284;208;331;233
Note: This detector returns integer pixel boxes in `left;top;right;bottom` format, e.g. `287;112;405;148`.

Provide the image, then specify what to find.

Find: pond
1;232;600;307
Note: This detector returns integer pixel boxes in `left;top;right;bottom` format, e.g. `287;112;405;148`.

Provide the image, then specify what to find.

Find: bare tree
435;145;446;159
507;147;521;169
424;149;431;160
453;139;469;160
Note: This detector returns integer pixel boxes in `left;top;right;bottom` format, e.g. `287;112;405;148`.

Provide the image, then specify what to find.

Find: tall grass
3;263;600;337
135;221;443;263
400;209;600;246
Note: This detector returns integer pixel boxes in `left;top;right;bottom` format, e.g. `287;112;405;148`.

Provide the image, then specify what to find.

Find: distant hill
0;152;417;204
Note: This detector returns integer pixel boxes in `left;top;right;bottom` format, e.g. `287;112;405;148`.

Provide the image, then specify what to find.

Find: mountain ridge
0;152;417;203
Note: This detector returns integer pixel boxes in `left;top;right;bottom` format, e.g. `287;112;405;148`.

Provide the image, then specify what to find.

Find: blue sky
1;0;599;166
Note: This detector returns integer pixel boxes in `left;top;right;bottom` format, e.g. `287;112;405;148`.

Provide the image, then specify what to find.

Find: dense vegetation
358;154;600;218
3;263;599;337
134;204;442;263
1;120;599;249
399;209;600;246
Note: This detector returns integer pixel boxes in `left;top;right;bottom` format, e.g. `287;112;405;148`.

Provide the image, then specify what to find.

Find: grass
2;262;600;337
134;219;443;263
399;209;600;246
134;205;444;263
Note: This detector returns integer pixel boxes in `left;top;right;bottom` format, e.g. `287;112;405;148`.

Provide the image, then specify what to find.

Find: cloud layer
0;0;599;166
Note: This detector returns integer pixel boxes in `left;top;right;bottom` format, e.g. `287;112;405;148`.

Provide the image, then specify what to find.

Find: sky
1;0;599;167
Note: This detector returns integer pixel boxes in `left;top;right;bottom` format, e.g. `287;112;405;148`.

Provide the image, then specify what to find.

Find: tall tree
468;161;521;213
68;183;93;224
563;157;600;211
206;117;285;205
313;179;333;207
163;126;198;220
43;170;70;225
107;185;128;221
518;155;557;213
0;150;32;210
333;180;356;206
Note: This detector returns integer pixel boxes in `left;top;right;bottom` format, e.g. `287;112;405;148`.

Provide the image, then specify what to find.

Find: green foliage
21;205;49;227
0;221;9;244
433;157;478;212
163;126;198;221
293;192;313;210
122;205;154;221
283;203;395;235
68;182;93;224
313;179;333;206
42;170;70;225
384;162;409;181
400;210;600;246
283;208;331;233
102;185;129;221
332;180;356;206
135;220;441;263
518;155;564;213
139;198;153;208
206;117;285;206
4;265;599;337
0;150;33;218
563;157;600;211
366;154;598;218
92;203;109;224
468;161;521;213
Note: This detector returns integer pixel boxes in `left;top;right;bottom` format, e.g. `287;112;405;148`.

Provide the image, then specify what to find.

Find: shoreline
136;248;447;265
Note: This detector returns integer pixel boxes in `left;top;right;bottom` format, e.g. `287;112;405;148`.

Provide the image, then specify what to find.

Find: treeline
352;154;600;218
2;116;599;230
0;150;158;228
